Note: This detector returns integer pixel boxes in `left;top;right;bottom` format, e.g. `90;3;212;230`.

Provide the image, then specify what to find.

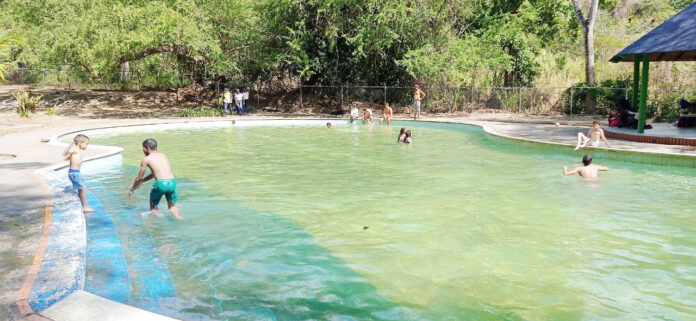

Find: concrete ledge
605;128;696;146
41;290;178;321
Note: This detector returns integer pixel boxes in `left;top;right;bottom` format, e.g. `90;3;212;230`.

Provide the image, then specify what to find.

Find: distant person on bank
413;84;426;120
574;121;611;150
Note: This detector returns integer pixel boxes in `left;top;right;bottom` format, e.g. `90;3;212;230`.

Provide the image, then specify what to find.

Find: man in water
563;154;609;180
574;121;611;150
130;138;182;219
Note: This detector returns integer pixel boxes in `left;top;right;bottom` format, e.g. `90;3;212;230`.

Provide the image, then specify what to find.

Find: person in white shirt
242;88;250;113
350;106;359;122
234;89;244;115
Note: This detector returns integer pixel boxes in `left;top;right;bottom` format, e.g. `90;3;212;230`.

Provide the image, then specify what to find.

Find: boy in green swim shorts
129;138;183;219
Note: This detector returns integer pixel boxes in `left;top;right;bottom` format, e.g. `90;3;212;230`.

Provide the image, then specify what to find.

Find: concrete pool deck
1;115;695;320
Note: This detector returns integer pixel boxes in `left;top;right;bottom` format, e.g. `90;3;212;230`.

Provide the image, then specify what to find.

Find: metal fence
6;68;696;119
298;84;696;118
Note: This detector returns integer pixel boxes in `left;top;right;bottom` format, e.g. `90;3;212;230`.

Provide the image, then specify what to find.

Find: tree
0;31;23;80
571;0;599;85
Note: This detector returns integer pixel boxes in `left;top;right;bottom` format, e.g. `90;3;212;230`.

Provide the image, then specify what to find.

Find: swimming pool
75;120;695;320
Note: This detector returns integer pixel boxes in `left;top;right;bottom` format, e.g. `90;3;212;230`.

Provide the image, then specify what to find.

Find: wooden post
340;85;343;110
300;81;303;109
569;87;574;115
384;84;387;104
638;54;649;134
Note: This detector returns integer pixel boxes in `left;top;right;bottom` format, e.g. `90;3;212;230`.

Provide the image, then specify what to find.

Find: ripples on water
87;121;696;320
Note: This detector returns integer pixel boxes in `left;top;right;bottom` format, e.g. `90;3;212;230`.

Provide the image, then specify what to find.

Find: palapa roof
610;3;696;62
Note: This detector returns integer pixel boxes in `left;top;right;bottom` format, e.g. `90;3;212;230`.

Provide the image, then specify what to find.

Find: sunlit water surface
83;121;695;320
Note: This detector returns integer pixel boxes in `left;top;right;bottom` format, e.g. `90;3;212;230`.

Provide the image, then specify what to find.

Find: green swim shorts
150;178;178;206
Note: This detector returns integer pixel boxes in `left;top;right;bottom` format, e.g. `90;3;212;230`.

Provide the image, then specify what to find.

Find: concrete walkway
1;115;694;320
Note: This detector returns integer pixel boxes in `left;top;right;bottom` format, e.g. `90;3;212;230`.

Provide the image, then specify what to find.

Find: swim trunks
583;137;600;147
150;178;178;206
68;169;86;190
414;100;421;115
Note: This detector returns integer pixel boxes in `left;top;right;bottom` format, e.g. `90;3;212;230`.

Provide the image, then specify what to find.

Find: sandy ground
0;85;687;320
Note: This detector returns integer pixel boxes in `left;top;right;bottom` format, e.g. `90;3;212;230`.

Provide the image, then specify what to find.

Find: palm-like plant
0;31;24;80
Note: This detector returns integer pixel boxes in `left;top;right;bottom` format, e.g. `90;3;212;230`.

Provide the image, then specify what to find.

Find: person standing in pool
563;154;608;180
574;121;611;150
404;130;412;143
397;127;407;142
129;138;182;220
380;103;393;125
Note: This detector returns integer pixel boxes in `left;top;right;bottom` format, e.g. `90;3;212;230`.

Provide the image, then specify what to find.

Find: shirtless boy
380;103;393;125
413;84;426;120
64;134;94;212
129;138;182;219
574;121;611;150
563;154;609;180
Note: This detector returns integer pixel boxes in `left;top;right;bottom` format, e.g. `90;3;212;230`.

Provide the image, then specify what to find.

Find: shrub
47;106;56;116
177;106;224;117
12;91;42;118
562;79;632;115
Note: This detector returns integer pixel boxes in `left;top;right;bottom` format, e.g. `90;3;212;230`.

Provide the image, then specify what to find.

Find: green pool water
85;120;695;320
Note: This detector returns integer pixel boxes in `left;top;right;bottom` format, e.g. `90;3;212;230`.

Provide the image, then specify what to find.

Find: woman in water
397;128;407;142
404;130;412;143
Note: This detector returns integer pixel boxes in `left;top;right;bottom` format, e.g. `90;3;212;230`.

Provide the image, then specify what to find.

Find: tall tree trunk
120;61;130;82
572;0;599;113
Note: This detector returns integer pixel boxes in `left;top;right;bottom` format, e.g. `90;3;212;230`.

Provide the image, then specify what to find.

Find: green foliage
12;91;42;118
0;31;24;80
177;106;224;117
47;106;57;116
562;79;631;115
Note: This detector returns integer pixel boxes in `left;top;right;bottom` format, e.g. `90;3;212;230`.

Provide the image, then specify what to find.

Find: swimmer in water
563;154;608;180
326;122;332;128
397;128;407;142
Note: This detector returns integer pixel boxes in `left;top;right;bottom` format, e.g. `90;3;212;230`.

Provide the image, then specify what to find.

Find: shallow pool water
82;120;695;320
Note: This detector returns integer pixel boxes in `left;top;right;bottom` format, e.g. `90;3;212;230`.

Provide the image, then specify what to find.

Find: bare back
144;152;174;179
574;164;608;179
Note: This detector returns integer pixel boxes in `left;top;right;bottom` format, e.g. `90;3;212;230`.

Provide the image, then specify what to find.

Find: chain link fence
6;68;696;120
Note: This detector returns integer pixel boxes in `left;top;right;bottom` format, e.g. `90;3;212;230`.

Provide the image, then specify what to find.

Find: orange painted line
16;170;54;316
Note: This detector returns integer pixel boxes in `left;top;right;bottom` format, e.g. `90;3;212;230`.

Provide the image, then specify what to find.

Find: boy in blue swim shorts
129;138;183;220
64;134;94;213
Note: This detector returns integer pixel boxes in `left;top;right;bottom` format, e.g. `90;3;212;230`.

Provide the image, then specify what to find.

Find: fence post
570;87;574;115
300;81;303;109
518;87;522;113
470;85;474;108
340;85;344;110
384;84;387;104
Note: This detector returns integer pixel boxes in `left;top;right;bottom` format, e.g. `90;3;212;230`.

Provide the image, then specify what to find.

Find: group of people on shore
222;88;250;115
